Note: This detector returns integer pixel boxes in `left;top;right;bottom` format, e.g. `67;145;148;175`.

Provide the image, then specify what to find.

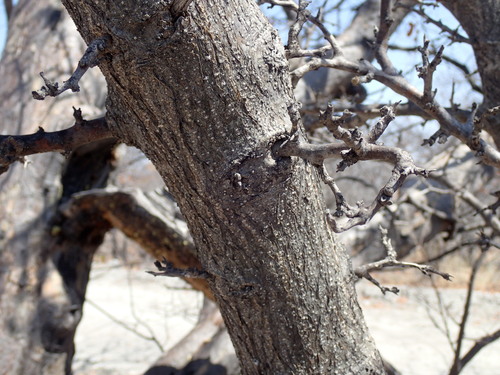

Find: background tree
0;0;498;374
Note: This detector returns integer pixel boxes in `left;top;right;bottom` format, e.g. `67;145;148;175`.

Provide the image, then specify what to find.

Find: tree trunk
60;0;384;373
442;0;500;147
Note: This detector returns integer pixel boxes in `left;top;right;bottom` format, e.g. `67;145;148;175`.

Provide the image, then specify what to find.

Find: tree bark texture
60;0;384;373
442;0;500;147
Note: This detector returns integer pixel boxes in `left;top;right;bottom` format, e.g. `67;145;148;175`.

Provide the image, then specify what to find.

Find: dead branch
60;187;214;299
32;36;110;100
449;234;491;375
0;109;113;175
275;104;431;232
410;5;470;44
373;0;398;75
456;329;500;374
281;2;500;168
303;101;470;131
261;0;342;62
354;226;452;294
148;258;209;279
291;50;500;167
416;37;444;103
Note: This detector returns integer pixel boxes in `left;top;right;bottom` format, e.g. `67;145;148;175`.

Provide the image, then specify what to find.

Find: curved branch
60;187;214;300
32;36;110;100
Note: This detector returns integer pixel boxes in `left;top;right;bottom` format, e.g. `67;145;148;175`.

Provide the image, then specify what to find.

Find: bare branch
373;0;398;75
354;226;453;294
32;36;110;100
411;5;470;44
148;258;209;279
262;0;342;62
456;329;500;373
60;187;215;299
416;37;444;103
450;234;491;375
275;104;431;232
367;102;400;142
299;54;500;167
0;109;113;175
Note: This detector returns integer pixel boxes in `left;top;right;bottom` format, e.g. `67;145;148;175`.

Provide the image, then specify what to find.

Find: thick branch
32;36;110;100
0;112;113;175
60;187;214;299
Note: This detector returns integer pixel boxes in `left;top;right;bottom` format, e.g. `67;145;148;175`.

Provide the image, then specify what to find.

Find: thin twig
373;0;398;75
411;5;470;44
449;235;490;375
85;298;164;352
32;36;110;100
354;226;452;294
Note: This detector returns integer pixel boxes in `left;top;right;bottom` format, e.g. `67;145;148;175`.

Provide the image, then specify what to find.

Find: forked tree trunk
60;0;384;373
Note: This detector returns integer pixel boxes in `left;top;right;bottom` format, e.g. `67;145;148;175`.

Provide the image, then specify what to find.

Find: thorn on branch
147;258;209;279
32;36;110;100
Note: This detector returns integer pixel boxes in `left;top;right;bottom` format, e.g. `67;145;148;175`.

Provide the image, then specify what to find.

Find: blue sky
0;1;7;54
1;1;479;111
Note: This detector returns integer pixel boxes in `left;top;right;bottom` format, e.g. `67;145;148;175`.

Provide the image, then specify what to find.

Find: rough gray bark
441;0;500;147
59;0;384;373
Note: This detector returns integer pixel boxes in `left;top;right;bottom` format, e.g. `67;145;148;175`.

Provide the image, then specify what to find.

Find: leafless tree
0;0;498;374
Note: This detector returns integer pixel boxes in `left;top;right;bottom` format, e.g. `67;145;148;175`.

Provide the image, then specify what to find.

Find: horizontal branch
148;259;209;279
291;54;500;167
0;111;113;175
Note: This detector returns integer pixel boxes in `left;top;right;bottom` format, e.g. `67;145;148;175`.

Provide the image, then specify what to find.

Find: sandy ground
73;261;499;375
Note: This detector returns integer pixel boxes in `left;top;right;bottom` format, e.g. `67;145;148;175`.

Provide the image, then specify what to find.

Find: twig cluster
354;226;452;294
276;102;430;232
273;0;500;168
